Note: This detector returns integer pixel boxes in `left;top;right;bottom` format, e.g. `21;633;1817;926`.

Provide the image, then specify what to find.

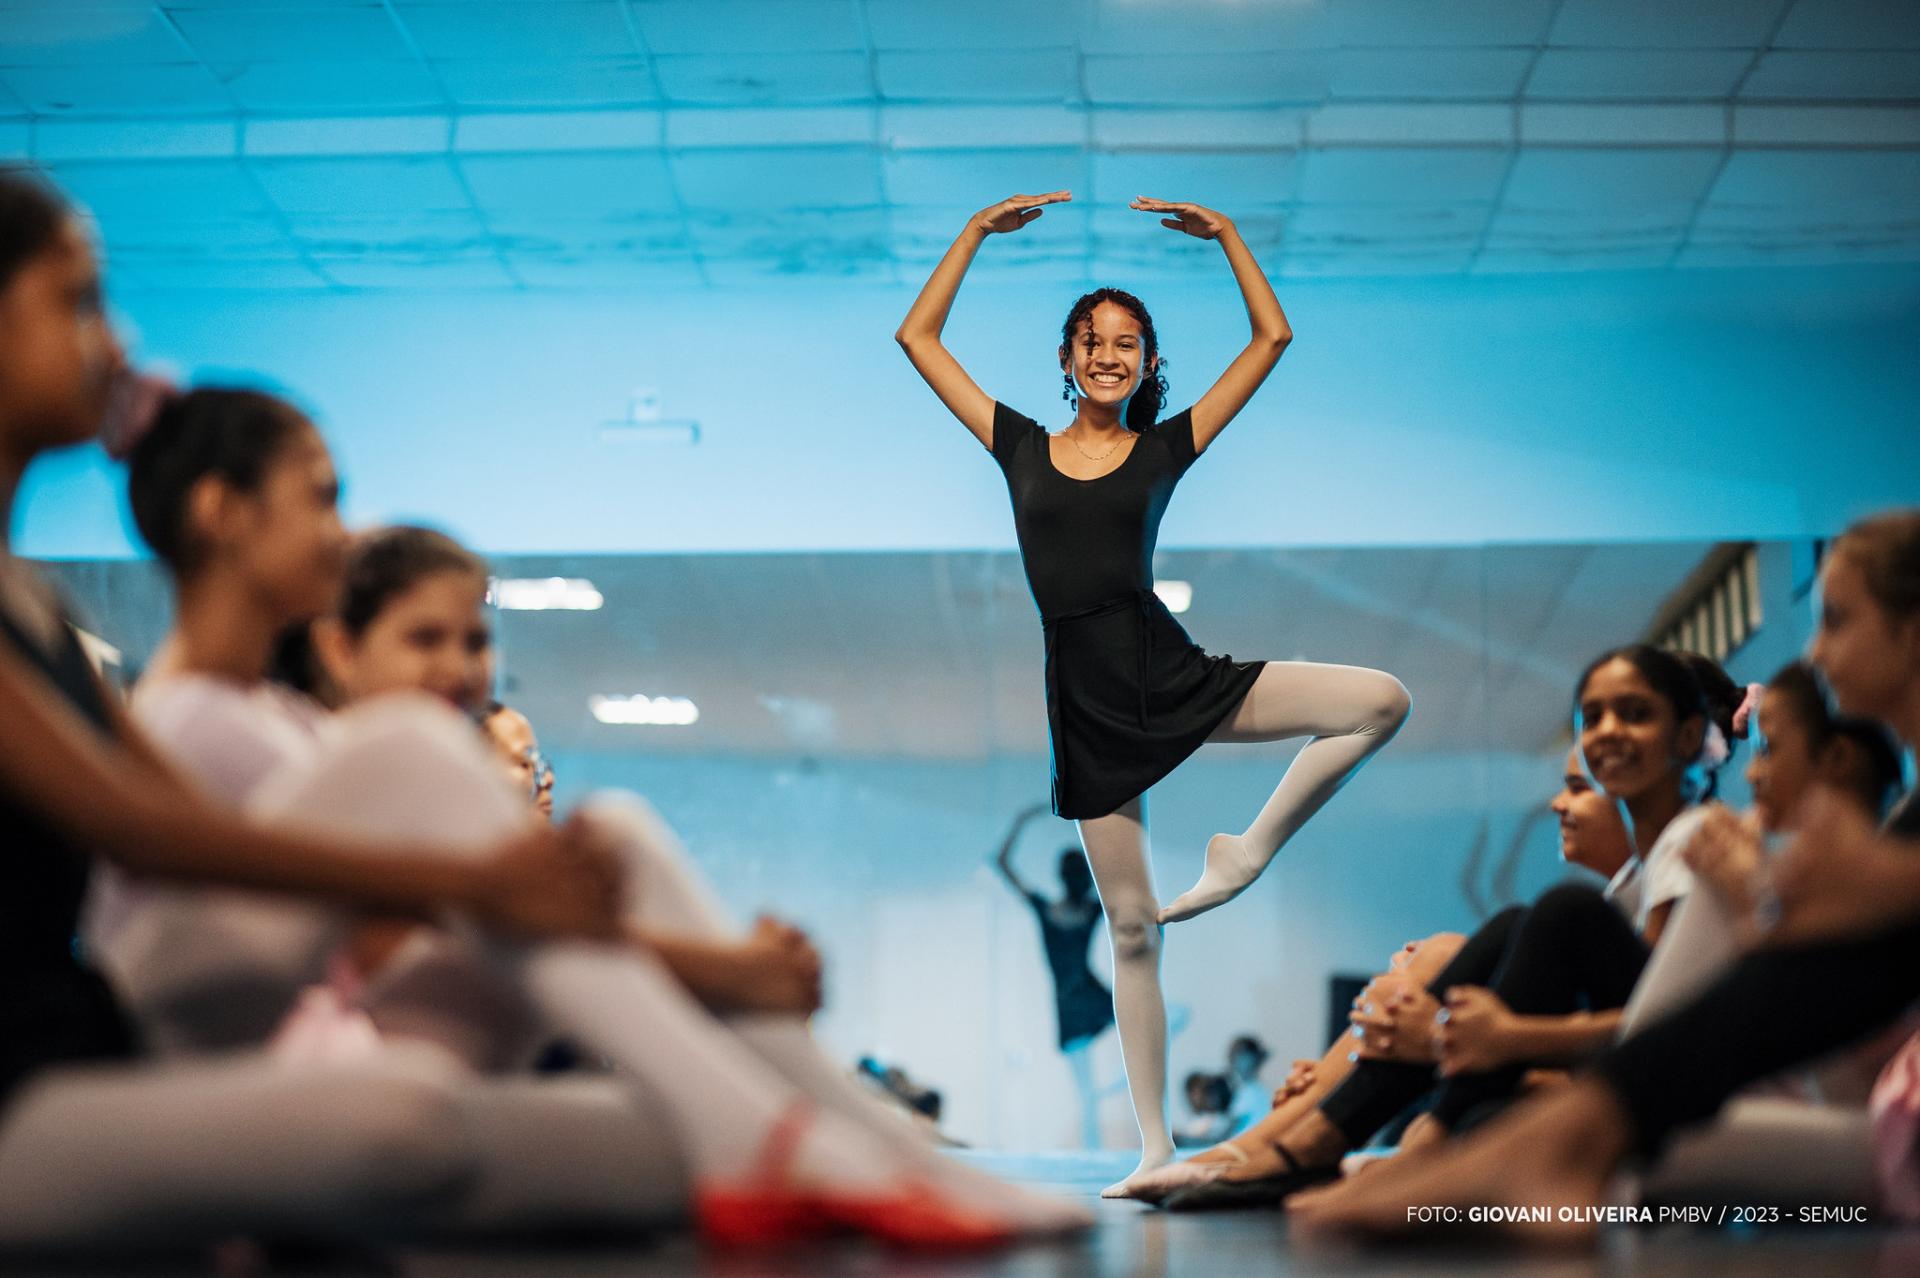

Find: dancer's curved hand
1273;1057;1318;1107
469;813;626;941
1132;197;1231;240
1434;986;1520;1076
1768;788;1920;945
973;192;1070;236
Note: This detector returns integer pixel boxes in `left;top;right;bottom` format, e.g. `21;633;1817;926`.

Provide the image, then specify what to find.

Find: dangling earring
1062;371;1076;403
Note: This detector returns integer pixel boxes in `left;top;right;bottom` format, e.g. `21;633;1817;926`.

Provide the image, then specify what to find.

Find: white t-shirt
1633;803;1708;934
132;673;331;807
1602;857;1643;924
87;674;342;1054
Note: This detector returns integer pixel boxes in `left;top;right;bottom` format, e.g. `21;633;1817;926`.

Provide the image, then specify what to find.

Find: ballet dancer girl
898;191;1411;1192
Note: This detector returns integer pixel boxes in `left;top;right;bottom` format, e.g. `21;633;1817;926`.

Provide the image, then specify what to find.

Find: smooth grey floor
6;1152;1913;1276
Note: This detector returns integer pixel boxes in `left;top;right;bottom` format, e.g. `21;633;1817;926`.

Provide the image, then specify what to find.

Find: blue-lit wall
18;264;1920;557
17;260;1884;1150
548;745;1576;1150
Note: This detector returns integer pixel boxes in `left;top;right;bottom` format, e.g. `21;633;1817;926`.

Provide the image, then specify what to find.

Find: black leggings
1427;884;1648;1130
1593;913;1920;1156
1318;906;1524;1146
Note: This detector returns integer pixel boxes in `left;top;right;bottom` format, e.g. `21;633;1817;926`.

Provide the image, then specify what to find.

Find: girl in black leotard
899;191;1412;1193
992;804;1114;1147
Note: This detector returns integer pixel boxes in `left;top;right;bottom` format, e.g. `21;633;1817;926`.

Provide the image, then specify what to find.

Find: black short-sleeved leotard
991;402;1264;819
0;587;140;1113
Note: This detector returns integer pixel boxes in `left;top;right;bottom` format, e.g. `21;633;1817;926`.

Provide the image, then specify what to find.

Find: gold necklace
1063;428;1134;462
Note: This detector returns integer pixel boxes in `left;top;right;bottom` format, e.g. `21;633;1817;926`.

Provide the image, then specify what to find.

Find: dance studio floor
7;1153;1911;1276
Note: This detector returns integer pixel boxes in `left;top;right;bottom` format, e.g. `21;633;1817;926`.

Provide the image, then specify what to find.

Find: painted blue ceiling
0;0;1914;289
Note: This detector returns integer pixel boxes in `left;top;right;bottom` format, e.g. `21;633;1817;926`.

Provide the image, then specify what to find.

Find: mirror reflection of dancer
992;803;1114;1149
898;192;1412;1195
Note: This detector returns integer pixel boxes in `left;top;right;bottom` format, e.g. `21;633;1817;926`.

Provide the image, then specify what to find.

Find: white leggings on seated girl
0;1044;684;1252
81;699;1052;1221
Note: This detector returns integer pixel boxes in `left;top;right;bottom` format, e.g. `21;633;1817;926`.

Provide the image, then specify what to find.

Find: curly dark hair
1059;287;1169;432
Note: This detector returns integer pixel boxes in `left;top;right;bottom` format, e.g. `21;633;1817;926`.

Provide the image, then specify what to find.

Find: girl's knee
1105;902;1161;962
1529;883;1611;931
312;1070;474;1209
1367;673;1413;735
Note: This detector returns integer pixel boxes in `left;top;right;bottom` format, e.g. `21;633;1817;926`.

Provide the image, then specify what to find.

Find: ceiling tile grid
0;0;1909;289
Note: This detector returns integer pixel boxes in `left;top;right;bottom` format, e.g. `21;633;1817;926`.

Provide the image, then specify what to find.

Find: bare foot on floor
1288;1079;1631;1248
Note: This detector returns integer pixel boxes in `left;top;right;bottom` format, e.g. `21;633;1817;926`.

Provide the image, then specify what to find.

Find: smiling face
1747;688;1818;835
1810;551;1916;728
1060;300;1154;414
320;568;493;714
1577;657;1703;807
0;218;124;457
1549;745;1632;877
201;422;349;627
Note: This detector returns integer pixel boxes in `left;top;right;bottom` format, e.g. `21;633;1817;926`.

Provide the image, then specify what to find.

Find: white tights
0;1044;683;1253
42;697;1082;1246
1078;659;1408;1192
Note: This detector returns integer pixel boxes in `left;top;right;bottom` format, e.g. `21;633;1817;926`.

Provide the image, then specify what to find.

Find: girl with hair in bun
898;191;1410;1194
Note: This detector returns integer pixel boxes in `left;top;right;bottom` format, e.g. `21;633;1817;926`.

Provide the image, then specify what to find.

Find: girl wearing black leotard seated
898;191;1412;1194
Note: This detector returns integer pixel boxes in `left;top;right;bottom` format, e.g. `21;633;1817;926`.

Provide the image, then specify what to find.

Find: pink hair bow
1731;682;1765;739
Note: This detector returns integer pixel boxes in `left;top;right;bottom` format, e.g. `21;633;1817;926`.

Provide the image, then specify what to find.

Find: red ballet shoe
695;1102;834;1247
809;1182;1015;1251
695;1101;1015;1251
694;1184;827;1247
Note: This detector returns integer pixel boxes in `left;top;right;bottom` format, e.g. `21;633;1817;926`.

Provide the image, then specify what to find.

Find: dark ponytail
0;167;70;291
1060;287;1169;432
126;387;310;574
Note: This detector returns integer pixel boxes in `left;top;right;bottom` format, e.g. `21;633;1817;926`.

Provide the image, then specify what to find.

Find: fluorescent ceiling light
596;421;700;445
493;577;604;611
590;694;700;726
1155;580;1193;614
599;386;700;445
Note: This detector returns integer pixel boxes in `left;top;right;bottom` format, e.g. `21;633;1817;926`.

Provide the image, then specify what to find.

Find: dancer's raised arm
992;802;1052;896
1132;198;1290;453
895;192;1071;449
